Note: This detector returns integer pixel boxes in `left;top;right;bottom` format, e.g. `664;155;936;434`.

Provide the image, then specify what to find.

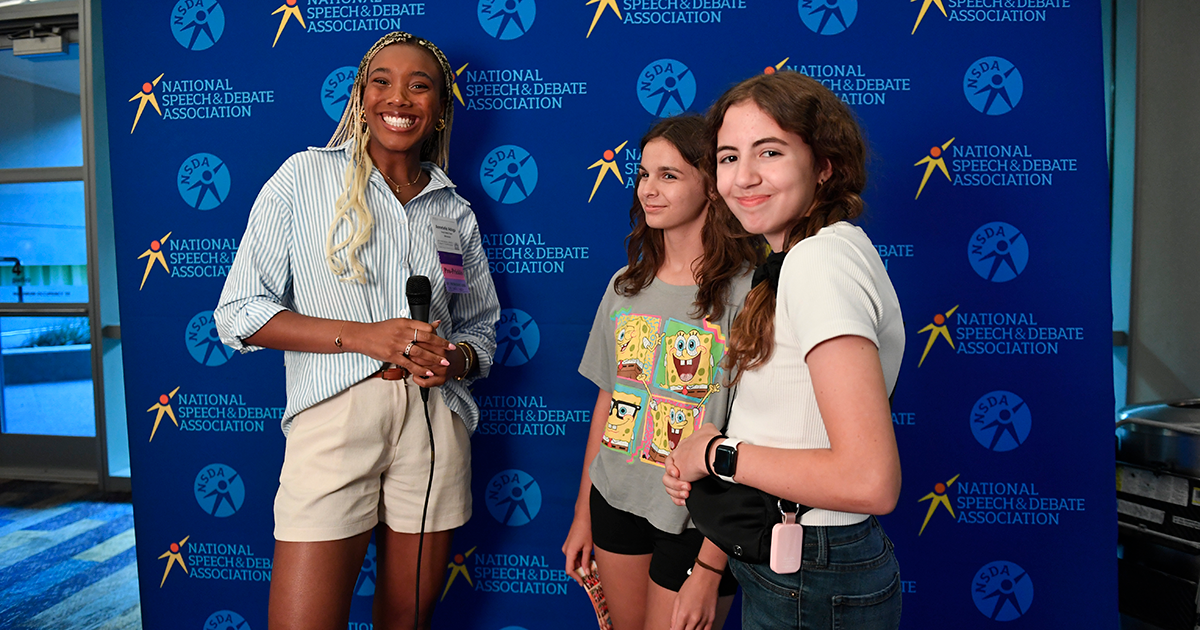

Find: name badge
431;215;469;294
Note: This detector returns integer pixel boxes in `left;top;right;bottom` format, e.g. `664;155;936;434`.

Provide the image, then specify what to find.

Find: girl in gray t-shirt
562;115;759;630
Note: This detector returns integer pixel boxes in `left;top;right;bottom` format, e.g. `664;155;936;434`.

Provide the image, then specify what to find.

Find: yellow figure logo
128;73;164;134
452;63;469;107
138;232;172;290
271;0;307;47
918;474;959;535
763;58;790;75
663;329;715;399
587;141;627;203
917;305;958;367
147;386;181;442
642;399;697;466
614;314;660;382
441;546;476;600
585;0;621;38
914;138;955;199
158;535;190;587
603;391;641;451
911;0;948;34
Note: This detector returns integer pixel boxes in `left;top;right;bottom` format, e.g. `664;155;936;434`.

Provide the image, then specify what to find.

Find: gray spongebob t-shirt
579;268;752;534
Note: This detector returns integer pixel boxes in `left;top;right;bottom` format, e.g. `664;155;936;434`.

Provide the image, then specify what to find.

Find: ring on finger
412;329;419;343
403;340;416;358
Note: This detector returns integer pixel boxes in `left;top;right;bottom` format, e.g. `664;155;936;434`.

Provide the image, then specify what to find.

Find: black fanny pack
686;475;811;564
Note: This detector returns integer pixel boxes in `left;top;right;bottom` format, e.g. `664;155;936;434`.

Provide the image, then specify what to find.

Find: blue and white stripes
215;141;500;435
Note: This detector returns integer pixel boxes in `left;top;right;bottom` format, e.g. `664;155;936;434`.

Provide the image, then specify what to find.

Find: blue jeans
728;516;901;630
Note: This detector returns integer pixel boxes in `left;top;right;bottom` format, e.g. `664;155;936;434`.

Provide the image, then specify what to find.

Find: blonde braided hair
324;31;456;283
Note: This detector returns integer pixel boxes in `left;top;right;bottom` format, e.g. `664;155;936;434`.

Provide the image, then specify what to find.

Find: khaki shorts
274;377;472;542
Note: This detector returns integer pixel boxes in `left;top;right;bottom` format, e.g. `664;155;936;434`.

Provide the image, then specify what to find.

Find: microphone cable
412;386;434;630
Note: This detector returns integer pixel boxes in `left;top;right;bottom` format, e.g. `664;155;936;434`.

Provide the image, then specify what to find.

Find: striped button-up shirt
215;141;499;435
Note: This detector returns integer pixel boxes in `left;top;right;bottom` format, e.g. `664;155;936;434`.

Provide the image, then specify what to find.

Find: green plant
22;322;91;348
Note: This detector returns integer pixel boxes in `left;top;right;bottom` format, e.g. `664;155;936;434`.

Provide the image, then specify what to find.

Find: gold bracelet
334;322;345;349
455;342;474;381
693;557;725;576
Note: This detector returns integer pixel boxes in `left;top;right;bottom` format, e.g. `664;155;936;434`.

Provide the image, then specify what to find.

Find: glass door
0;1;108;484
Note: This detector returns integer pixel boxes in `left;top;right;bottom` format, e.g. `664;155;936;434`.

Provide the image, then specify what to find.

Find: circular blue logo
970;391;1032;452
964;57;1023;116
480;145;538;204
971;561;1034;621
321;66;358;122
194;464;245;517
177;153;231;211
171;0;225;51
495;308;540;367
798;0;857;35
636;59;696;118
204;610;249;630
354;542;376;596
485;469;542;526
968;221;1028;282
499;627;530;630
186;311;232;367
478;0;535;40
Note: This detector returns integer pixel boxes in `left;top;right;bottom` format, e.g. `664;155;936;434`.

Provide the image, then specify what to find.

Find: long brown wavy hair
712;72;868;379
614;115;761;321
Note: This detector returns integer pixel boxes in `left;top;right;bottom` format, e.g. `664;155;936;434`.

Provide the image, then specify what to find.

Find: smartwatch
712;438;742;483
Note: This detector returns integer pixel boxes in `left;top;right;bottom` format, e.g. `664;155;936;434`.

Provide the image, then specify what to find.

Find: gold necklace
381;169;422;194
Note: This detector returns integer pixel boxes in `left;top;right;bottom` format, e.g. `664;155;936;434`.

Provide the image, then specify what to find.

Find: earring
435;118;446;131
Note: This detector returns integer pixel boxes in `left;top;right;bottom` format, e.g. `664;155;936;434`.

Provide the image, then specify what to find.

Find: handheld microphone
406;275;433;403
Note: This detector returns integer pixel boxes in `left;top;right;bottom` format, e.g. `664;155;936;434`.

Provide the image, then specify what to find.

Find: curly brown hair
614;114;761;321
708;72;868;378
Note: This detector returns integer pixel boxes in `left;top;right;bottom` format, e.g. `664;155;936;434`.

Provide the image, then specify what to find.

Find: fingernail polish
440;359;450;366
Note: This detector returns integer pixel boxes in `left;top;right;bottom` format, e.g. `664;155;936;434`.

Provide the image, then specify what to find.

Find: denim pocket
832;572;902;630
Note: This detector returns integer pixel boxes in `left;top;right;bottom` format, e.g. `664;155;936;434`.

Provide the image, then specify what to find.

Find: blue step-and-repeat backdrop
101;1;1115;628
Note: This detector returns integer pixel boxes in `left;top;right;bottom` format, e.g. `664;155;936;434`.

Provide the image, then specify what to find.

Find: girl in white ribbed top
664;72;904;630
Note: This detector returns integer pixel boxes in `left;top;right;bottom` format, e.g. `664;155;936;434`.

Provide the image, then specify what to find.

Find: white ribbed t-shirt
726;222;905;526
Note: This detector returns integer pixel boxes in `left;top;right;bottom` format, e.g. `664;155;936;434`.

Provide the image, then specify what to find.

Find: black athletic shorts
589;485;738;596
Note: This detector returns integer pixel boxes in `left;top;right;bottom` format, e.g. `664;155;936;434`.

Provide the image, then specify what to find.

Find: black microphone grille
406;275;432;306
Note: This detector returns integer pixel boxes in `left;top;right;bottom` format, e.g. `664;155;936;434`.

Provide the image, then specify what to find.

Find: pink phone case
770;519;804;574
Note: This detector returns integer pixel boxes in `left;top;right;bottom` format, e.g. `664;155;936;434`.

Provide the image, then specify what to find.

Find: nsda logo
972;561;1034;621
798;0;857;35
969;222;1028;282
186;311;232;367
178;153;230;211
137;232;172;290
587;140;628;202
485;469;542;526
637;59;695;118
129;74;165;133
495;308;540;367
480;145;538;204
194;463;245;517
971;391;1031;452
171;0;224;51
478;0;535;40
914;138;954;199
964;57;1023;115
320;66;357;121
204;610;250;630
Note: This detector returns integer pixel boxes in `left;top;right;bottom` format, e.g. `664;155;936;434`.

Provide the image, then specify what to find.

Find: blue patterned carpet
0;480;140;630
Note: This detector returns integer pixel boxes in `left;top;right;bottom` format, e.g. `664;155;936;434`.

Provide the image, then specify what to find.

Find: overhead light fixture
13;34;66;57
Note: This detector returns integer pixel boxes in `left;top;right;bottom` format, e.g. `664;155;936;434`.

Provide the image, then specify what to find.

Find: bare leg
268;531;373;630
372;525;455;630
594;547;652;630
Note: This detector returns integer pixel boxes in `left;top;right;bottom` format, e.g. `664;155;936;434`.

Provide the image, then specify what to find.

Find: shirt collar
314;140;458;197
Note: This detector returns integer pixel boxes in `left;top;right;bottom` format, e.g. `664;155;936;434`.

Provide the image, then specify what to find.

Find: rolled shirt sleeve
214;166;295;353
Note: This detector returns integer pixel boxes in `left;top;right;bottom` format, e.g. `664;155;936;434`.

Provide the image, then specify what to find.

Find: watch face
713;444;737;477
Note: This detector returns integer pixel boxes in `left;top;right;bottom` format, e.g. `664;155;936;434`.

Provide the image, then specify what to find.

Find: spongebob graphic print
579;270;751;533
602;309;726;468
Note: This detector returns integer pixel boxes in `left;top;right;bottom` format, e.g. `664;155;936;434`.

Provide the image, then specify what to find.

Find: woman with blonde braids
215;31;498;630
664;72;904;629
